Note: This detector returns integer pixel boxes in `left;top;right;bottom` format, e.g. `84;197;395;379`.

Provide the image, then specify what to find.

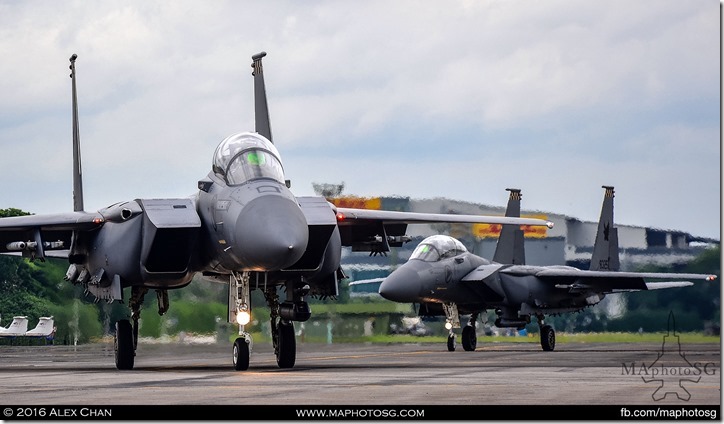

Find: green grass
553;332;720;344
224;331;721;345
319;332;721;345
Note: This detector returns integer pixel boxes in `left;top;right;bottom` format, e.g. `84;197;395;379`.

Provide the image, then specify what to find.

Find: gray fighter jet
378;186;717;352
0;52;553;371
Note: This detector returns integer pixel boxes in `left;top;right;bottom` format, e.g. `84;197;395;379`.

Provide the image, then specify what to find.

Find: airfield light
236;309;251;326
444;321;453;330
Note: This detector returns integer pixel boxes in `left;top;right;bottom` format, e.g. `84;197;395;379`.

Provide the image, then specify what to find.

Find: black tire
447;334;456;352
233;337;250;371
115;320;135;370
462;326;477;351
276;321;296;368
540;325;555;351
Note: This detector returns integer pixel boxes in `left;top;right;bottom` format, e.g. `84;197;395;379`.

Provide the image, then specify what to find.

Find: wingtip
546;221;554;229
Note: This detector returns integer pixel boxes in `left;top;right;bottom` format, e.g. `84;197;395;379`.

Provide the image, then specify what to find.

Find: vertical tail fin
493;188;526;265
251;52;273;143
590;185;620;271
69;54;84;212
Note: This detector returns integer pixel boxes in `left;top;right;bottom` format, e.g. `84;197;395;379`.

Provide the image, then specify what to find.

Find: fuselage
379;235;490;307
195;132;310;273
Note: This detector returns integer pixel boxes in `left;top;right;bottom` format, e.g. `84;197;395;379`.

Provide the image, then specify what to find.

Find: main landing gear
461;312;479;352
537;314;555;351
114;287;169;370
449;324;479;352
114;319;134;370
263;286;297;369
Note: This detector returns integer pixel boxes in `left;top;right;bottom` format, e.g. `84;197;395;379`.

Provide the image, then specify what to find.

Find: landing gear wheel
114;319;135;370
233;337;250;371
447;334;456;352
462;326;477;351
276;321;296;368
540;325;555;351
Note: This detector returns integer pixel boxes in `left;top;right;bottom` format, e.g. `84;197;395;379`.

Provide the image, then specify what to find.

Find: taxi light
236;310;251;326
444;322;453;330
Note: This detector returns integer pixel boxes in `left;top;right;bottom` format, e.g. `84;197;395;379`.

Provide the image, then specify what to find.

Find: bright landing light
444;322;453;330
236;310;251;325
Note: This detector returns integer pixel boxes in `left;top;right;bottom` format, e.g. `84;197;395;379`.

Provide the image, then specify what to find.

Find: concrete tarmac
0;339;719;407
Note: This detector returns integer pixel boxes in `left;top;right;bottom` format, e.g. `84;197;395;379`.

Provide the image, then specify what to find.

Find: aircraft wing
497;264;716;292
0;212;104;258
334;207;552;226
334;206;553;252
348;277;386;286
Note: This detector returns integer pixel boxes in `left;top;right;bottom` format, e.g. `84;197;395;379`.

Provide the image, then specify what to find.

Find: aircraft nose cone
379;266;420;302
234;195;308;270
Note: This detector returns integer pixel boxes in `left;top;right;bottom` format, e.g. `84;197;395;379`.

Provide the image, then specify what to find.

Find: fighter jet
0;52;553;371
378;186;717;352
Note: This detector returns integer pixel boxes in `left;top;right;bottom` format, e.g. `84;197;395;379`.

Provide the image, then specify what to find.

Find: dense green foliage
0;208;30;218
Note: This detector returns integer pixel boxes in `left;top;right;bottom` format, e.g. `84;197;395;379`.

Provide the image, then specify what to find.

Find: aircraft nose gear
233;333;252;371
230;271;254;371
442;303;460;352
447;333;456;351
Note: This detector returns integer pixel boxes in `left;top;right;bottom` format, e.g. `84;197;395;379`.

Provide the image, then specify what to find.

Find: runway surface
0;339;719;408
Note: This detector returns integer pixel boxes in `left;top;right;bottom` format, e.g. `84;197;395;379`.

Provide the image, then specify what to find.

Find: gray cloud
0;0;719;239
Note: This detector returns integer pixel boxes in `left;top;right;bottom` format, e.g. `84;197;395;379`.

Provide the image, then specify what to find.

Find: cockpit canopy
409;235;468;262
212;132;285;185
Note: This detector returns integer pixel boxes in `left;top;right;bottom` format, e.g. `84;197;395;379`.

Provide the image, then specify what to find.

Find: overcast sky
0;1;720;240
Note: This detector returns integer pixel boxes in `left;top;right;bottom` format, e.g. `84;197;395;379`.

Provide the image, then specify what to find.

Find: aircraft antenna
251;51;273;143
69;54;84;212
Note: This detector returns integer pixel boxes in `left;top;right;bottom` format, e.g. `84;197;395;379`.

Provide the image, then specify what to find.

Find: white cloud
0;0;719;240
